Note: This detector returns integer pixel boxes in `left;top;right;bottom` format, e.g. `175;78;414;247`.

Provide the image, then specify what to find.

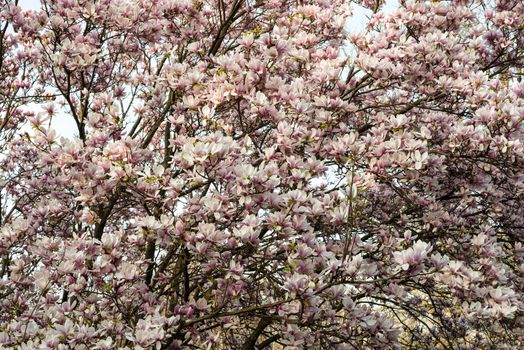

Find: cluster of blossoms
1;0;524;349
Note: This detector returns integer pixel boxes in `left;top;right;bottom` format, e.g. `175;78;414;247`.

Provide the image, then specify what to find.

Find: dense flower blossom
0;0;524;349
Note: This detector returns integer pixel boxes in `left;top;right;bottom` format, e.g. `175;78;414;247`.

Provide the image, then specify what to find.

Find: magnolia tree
1;0;524;349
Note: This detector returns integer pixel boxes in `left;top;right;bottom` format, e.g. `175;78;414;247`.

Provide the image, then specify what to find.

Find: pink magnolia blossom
393;240;432;271
1;0;524;349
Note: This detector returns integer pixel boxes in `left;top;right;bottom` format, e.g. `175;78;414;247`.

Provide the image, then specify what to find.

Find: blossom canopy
1;0;524;349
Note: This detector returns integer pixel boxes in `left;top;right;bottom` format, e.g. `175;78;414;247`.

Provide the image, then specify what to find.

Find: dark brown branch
257;335;280;349
144;238;156;286
140;89;174;149
93;186;122;240
207;0;244;56
241;317;272;350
